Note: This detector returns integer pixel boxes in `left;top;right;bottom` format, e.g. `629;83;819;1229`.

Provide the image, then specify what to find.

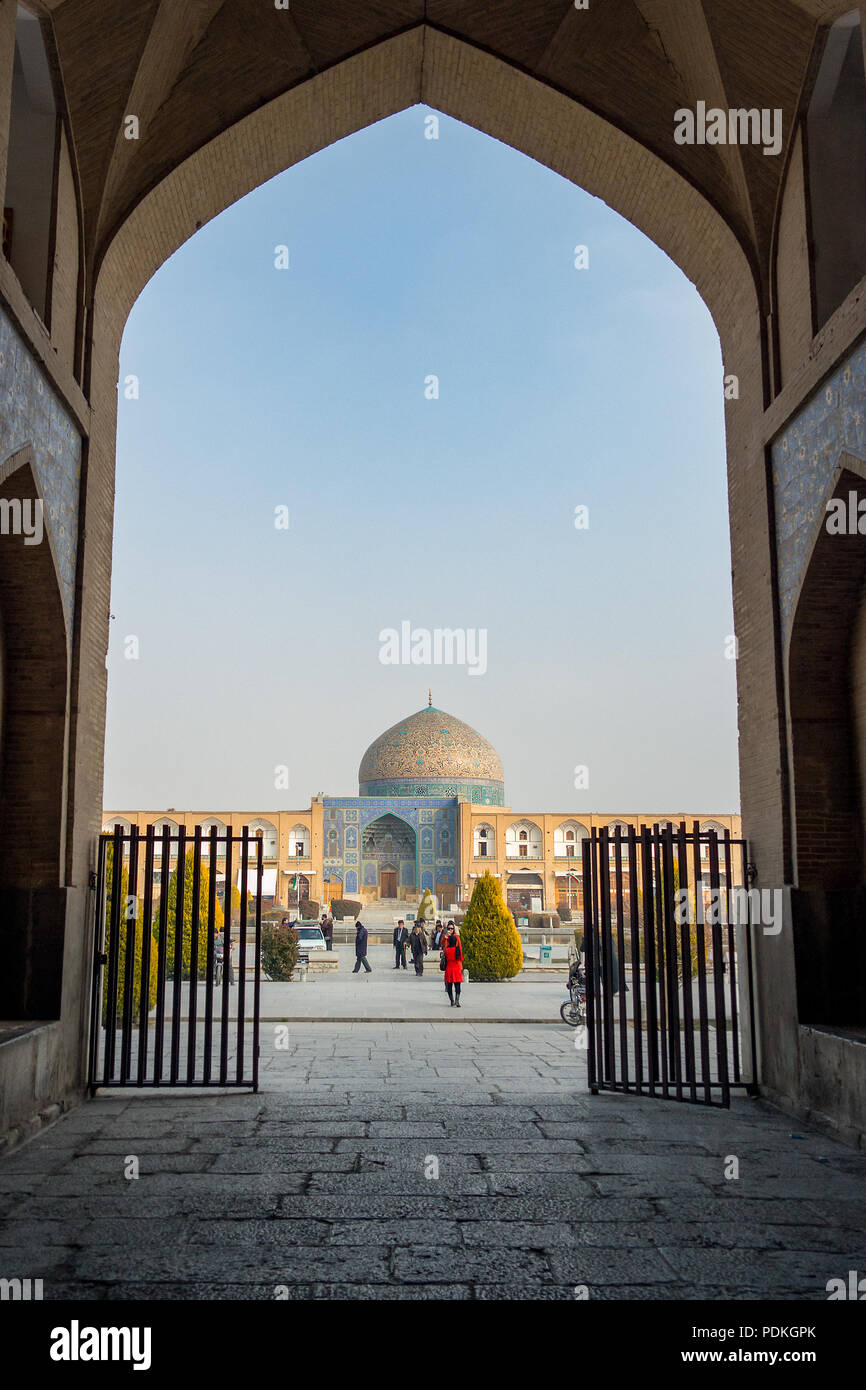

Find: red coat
443;937;463;983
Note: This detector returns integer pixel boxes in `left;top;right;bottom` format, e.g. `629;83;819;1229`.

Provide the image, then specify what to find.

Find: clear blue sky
104;106;738;814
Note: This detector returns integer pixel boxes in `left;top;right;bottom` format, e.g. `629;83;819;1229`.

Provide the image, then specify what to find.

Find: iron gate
88;824;263;1090
582;823;758;1108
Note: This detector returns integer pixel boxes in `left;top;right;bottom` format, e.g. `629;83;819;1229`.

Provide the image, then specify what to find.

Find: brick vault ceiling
38;0;853;292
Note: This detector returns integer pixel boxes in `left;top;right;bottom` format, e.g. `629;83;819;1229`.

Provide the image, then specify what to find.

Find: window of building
3;7;59;319
806;12;866;327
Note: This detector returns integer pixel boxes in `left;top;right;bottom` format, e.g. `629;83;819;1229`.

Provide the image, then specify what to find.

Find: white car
294;924;327;952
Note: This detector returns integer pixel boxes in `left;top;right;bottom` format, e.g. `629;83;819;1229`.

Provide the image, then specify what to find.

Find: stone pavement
222;943;569;1021
1;1023;865;1300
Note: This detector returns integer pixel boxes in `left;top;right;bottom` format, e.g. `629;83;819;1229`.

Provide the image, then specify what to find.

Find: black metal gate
88;825;262;1090
582;823;758;1108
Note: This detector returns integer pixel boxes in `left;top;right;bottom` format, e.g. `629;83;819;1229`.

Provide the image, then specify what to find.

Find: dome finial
428;688;432;708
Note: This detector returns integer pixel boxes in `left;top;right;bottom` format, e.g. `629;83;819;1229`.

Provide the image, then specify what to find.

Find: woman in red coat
442;923;463;1008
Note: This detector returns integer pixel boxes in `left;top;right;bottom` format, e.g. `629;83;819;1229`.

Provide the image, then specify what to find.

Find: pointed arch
0;446;70;1018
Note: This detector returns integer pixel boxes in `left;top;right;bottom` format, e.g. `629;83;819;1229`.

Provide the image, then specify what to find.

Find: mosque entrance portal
361;815;416;902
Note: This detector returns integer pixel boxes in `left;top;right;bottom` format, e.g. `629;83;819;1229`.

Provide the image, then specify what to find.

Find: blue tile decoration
0;304;82;630
772;338;866;641
322;795;458;893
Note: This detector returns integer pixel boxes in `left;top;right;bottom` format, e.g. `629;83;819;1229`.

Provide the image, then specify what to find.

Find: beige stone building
105;701;741;918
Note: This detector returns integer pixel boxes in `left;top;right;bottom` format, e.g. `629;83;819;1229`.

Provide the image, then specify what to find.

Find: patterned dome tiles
358;705;505;787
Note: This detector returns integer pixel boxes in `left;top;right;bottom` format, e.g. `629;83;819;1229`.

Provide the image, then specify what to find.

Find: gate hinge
745;862;757;884
88;871;98;890
97;953;108;966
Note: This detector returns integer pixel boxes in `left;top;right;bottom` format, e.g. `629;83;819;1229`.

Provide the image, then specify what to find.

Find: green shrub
331;899;360;921
528;911;560;932
459;872;524;981
261;922;300;981
298;899;320;922
154;851;224;979
102;846;158;1024
558;906;572;922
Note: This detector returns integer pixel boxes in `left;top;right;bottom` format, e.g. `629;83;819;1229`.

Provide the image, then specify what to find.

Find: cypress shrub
155;851;224;978
460;872;524;981
416;887;436;922
102;846;158;1024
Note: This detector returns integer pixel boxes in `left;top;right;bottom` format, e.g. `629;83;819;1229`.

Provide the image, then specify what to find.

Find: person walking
320;913;334;951
409;922;428;976
442;922;463;1008
353;919;371;974
392;919;409;970
432;919;444;950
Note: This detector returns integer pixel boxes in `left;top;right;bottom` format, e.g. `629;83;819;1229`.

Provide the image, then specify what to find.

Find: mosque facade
104;699;741;916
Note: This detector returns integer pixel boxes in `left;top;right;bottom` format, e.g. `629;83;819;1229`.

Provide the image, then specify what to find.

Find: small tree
103;845;158;1023
156;851;224;979
228;882;256;923
416;887;436;922
261;922;300;981
460;872;523;981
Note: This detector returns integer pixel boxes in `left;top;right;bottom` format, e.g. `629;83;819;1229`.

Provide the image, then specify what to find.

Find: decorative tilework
321;795;458;895
772;339;866;641
358;705;505;800
0;305;81;629
361;777;504;805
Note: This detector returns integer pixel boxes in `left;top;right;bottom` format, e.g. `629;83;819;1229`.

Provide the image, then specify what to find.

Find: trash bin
539;943;553;964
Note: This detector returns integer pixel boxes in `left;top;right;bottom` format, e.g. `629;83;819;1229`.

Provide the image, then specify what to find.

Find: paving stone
391;1244;552;1284
328;1220;463;1246
189;1219;331;1245
3;1022;865;1299
655;1245;843;1292
306;1172;490;1195
547;1248;680;1285
71;1244;390;1284
313;1282;473;1300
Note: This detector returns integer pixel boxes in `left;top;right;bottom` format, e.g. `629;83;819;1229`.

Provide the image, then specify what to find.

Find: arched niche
0;446;69;1019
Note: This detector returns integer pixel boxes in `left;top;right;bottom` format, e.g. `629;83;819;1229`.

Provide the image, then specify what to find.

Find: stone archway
361;813;417;901
79;28;778;912
0;447;69;1020
8;6;843;1136
785;457;866;1034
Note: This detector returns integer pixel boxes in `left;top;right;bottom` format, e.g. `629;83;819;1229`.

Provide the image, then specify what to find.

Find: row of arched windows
473;819;731;859
101;818;310;859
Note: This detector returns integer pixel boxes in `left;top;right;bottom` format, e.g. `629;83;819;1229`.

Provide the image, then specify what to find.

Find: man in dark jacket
353;920;371;973
392;920;409;970
409;922;428;976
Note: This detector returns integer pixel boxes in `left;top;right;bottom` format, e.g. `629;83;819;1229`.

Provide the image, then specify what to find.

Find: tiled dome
359;704;505;798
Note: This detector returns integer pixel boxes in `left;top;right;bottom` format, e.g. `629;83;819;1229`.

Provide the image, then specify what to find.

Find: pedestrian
442;921;463;1008
432;918;444;949
320;913;334;951
409;921;428;976
392;919;409;970
353;919;371;973
225;935;236;986
213;930;224;985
